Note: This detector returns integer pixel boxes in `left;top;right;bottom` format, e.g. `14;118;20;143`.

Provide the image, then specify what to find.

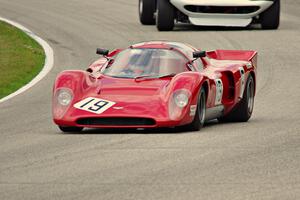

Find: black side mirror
96;48;109;56
193;51;206;58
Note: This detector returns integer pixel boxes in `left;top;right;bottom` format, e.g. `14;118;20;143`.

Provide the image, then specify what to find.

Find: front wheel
156;0;175;31
59;126;83;133
185;87;206;131
260;0;280;29
139;0;156;25
218;75;255;122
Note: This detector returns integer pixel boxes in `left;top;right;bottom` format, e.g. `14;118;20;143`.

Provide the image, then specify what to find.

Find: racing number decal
239;67;245;98
82;100;108;112
74;97;116;114
214;79;223;105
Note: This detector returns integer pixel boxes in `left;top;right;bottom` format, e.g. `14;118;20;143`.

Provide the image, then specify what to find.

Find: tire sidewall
185;87;206;131
245;76;255;117
156;0;175;31
139;0;143;18
198;89;206;126
139;0;156;25
260;0;280;29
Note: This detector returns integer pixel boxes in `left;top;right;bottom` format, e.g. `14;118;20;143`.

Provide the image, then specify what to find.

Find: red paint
53;41;257;129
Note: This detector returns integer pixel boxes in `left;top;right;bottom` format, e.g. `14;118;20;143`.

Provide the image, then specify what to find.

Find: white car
139;0;280;31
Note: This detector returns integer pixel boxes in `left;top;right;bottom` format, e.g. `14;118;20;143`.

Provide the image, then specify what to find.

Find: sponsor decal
246;63;252;69
214;79;223;105
113;106;124;110
239;67;245;98
74;97;115;114
190;105;197;116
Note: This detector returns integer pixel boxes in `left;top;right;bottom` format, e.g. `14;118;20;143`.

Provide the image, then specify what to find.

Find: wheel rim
247;78;254;114
198;92;206;124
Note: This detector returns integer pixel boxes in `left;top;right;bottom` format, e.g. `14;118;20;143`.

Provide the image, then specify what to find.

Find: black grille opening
184;5;260;14
76;117;156;126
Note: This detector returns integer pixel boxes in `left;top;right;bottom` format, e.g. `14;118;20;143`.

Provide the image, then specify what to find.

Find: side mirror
96;48;109;56
193;51;206;58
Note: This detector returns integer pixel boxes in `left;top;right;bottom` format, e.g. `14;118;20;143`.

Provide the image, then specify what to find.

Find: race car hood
98;75;169;96
69;75;172;119
54;70;204;126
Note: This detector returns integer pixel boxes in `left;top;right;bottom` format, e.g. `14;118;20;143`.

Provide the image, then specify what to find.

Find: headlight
53;88;73;119
57;89;73;106
174;92;189;108
169;89;191;120
173;89;190;108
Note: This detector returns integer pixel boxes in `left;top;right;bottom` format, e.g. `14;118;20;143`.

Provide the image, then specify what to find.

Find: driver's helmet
124;50;155;76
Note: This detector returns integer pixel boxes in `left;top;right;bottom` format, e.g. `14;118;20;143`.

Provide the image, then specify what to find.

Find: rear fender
207;49;257;64
207;49;258;98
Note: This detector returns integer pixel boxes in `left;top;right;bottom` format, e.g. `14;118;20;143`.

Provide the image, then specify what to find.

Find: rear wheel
218;75;255;122
185;87;206;131
139;0;156;25
260;0;280;29
156;0;175;31
59;126;83;133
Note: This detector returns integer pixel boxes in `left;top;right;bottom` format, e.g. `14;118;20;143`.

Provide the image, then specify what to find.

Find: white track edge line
0;17;54;104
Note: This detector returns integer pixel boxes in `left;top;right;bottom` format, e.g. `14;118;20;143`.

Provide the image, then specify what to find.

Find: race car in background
139;0;280;31
53;41;257;132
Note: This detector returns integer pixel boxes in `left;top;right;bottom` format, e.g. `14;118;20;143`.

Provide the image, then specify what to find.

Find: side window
193;58;204;71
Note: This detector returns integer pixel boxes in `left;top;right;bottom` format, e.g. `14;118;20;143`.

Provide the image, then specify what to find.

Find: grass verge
0;21;45;99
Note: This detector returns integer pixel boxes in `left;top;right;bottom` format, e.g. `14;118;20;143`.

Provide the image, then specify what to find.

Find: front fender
165;72;208;123
53;70;99;121
53;70;97;95
167;72;207;101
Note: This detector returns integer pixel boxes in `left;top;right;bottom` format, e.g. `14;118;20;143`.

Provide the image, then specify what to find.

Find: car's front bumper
171;0;274;26
54;114;186;129
53;103;194;129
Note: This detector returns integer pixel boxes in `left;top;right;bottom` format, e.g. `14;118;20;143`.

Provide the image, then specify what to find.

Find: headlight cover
174;92;189;108
57;89;73;106
169;89;191;120
53;88;73;119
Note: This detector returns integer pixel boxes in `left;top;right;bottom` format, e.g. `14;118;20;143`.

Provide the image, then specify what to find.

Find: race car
53;41;257;132
139;0;280;31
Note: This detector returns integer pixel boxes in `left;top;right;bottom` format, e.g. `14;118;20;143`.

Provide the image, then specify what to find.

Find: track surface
0;0;299;199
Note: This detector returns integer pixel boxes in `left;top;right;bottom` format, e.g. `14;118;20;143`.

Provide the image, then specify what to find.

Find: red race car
53;41;257;132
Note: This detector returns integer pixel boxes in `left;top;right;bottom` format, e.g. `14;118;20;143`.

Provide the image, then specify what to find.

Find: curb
0;17;54;104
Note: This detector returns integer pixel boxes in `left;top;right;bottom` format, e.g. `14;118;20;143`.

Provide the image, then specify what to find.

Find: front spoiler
171;0;274;27
53;104;192;128
54;115;184;129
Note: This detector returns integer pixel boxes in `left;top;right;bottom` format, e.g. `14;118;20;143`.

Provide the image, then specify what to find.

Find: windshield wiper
134;73;176;81
158;73;176;78
134;75;155;80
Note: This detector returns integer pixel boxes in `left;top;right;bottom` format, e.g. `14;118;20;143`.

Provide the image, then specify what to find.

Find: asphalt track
0;0;299;199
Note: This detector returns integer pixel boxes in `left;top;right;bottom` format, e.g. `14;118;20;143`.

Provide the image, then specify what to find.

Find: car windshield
102;48;188;78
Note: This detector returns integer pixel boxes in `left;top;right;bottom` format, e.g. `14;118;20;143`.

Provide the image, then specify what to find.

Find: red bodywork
53;41;257;129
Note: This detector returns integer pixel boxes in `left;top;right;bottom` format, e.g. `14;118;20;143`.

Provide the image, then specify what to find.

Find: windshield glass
102;48;188;78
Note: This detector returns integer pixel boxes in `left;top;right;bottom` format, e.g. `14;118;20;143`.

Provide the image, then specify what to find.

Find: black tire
218;75;255;122
156;0;175;31
59;126;83;133
260;0;280;29
139;0;156;25
185;87;206;131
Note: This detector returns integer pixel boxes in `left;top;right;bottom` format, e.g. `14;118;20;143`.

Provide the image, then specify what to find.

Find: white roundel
239;67;245;98
214;79;223;105
74;97;116;114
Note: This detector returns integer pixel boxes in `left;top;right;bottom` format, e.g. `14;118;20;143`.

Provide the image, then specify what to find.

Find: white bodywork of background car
170;0;274;26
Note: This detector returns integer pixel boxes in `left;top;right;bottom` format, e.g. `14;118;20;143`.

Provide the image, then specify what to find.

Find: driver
120;50;155;77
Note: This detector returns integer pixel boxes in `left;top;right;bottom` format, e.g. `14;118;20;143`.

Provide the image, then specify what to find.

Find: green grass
0;21;45;99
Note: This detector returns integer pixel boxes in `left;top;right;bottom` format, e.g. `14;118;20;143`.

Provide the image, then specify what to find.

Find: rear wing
207;50;258;68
